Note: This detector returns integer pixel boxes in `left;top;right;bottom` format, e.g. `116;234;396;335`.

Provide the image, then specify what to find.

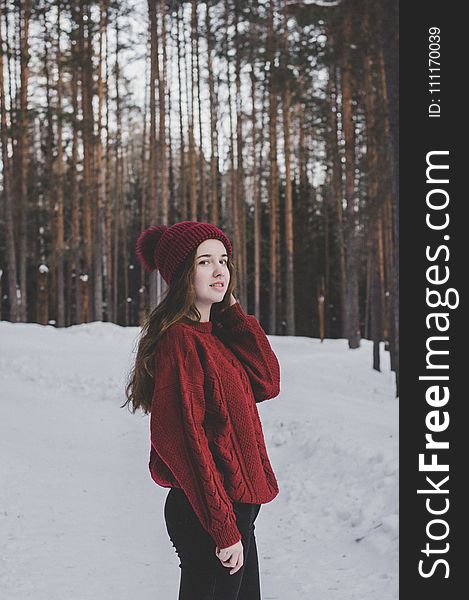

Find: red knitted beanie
135;221;233;286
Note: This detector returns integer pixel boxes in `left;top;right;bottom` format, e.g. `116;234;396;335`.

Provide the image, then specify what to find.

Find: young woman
124;221;281;600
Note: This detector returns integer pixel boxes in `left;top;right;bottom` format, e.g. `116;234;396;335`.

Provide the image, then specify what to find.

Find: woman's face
193;238;230;307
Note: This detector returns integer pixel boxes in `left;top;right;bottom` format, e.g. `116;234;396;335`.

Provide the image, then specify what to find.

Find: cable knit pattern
215;301;281;402
148;300;280;549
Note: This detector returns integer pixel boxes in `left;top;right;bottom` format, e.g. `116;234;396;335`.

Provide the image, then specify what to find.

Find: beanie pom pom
135;225;167;272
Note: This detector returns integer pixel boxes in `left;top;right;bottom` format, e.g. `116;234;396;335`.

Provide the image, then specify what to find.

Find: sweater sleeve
150;330;241;549
215;301;281;403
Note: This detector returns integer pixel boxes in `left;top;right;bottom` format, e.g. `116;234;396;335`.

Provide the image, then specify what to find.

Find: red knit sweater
148;300;280;549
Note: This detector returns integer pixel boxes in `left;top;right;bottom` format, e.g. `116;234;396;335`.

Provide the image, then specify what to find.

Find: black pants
164;487;262;600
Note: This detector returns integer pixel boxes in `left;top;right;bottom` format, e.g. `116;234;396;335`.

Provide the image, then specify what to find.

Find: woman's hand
220;292;237;311
215;539;244;575
212;292;237;321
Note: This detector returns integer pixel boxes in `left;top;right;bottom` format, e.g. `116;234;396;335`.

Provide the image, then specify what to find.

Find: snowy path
0;321;398;599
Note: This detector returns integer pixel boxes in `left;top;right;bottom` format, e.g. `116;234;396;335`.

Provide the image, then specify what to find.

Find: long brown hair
122;246;237;414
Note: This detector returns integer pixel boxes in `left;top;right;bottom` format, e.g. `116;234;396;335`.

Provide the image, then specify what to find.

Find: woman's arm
151;330;241;548
215;294;281;403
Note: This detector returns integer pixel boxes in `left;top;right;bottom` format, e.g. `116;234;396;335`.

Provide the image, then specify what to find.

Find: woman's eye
199;259;227;265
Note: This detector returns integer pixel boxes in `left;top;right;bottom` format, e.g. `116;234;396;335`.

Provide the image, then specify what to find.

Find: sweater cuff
211;520;242;549
217;301;249;330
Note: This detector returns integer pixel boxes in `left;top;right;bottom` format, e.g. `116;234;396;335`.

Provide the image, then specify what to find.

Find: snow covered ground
0;320;398;599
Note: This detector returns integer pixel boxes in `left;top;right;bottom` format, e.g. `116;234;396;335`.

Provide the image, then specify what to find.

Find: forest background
0;0;398;392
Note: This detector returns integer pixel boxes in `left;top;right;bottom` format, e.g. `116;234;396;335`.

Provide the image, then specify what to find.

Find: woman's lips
209;283;224;291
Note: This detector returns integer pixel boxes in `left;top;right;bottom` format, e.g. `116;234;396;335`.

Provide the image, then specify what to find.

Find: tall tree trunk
18;0;30;321
159;0;169;301
55;2;65;326
364;228;372;339
121;130;129;325
70;7;81;324
233;3;247;308
104;8;113;322
189;0;197;219
194;2;206;221
323;186;330;337
341;9;360;349
167;19;176;222
282;0;295;335
250;39;261;318
41;10;53;326
370;228;382;371
206;3;218;225
224;0;238;274
380;0;399;395
297;100;314;332
92;0;105;322
363;0;377;342
318;276;325;341
113;18;125;322
147;0;158;307
327;63;347;337
268;0;279;334
176;4;187;221
375;11;397;389
138;32;149;325
79;2;93;322
376;211;388;341
159;0;168;224
0;2;19;321
256;66;268;321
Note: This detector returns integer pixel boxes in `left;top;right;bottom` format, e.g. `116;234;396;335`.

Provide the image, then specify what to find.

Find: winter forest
0;0;399;392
